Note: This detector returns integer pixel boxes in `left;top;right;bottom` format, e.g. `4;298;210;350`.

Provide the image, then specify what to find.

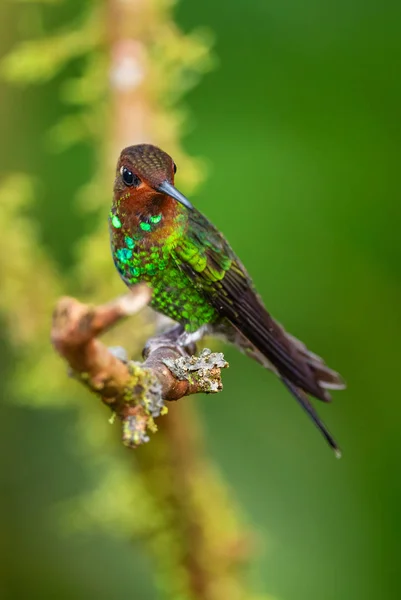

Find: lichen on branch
51;285;228;447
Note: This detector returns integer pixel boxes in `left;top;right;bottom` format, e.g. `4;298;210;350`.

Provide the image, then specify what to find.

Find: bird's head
114;144;193;210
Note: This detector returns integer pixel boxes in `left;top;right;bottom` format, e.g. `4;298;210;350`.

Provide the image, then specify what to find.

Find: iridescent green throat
109;207;218;332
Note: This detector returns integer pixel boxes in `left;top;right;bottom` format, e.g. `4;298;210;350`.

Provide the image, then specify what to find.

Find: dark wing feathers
173;210;328;401
208;261;328;400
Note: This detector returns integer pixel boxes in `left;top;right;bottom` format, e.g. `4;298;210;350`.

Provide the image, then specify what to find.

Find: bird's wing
172;209;328;401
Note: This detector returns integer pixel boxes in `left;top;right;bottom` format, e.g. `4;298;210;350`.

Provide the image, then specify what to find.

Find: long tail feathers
285;333;346;392
282;377;342;458
215;323;344;455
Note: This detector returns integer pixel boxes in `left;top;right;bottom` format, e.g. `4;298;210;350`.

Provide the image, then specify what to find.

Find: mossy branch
3;2;270;598
51;284;228;447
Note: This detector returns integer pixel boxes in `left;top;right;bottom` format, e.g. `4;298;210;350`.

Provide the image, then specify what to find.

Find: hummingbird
110;144;345;456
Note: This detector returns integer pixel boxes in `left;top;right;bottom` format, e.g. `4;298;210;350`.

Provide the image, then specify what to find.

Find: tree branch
51;285;228;447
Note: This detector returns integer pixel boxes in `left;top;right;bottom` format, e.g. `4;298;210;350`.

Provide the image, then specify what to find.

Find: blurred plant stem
1;1;268;598
51;289;251;600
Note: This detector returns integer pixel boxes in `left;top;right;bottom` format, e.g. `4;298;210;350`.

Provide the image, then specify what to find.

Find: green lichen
163;348;228;393
116;361;165;448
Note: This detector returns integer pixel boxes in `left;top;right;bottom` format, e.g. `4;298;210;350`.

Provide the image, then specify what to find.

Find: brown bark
51;286;228;447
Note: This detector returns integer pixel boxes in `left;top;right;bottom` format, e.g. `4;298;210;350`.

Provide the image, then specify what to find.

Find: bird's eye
120;166;140;187
173;162;177;174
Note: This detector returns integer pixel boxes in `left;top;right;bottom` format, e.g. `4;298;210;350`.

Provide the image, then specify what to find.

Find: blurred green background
1;0;401;599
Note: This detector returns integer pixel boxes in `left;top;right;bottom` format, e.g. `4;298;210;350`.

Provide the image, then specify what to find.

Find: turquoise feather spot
130;266;140;277
125;236;135;249
116;248;132;262
150;214;162;224
140;222;151;232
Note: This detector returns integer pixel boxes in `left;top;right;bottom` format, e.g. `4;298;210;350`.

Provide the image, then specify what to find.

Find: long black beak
156;181;194;210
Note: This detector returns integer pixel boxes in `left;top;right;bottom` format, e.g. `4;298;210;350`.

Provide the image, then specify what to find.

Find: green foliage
0;174;60;344
2;12;99;84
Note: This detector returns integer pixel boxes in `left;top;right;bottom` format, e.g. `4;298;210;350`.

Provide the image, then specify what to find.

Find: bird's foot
143;324;212;359
176;324;211;355
143;324;187;359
